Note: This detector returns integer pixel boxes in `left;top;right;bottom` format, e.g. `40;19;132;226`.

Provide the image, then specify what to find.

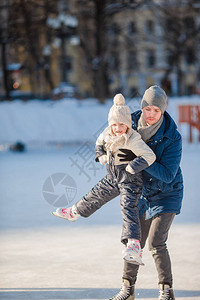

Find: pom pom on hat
108;93;132;128
113;93;125;106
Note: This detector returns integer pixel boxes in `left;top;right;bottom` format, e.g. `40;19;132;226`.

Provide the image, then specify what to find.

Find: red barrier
178;105;200;143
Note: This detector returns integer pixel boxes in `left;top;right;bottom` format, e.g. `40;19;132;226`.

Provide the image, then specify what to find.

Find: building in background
103;0;200;97
0;0;200;99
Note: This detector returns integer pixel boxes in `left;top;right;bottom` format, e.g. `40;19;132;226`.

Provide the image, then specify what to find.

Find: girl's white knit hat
108;93;132;128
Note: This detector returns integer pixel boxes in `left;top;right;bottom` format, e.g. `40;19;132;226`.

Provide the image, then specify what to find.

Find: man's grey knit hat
141;85;167;114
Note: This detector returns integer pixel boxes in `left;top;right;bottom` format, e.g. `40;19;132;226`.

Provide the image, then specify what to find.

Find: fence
178;105;200;143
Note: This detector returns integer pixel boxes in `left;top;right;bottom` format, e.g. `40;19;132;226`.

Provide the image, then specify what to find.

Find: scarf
104;127;132;152
137;113;163;142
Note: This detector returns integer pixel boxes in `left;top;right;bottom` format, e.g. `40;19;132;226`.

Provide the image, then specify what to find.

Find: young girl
52;94;156;265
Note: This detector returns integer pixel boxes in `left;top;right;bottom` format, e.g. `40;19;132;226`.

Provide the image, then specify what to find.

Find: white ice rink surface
0;96;200;299
0;143;200;300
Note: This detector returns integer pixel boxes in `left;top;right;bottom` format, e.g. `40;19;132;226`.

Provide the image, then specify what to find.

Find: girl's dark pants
123;212;176;286
76;163;143;243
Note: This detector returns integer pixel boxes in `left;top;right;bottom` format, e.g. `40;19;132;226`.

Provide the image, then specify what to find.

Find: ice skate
52;205;80;221
109;279;135;300
123;239;144;266
158;284;175;300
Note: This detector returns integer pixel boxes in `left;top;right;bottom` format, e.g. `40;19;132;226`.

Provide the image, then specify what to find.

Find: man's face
142;105;162;125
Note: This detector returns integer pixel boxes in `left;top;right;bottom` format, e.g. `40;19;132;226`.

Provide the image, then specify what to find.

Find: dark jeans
123;212;176;287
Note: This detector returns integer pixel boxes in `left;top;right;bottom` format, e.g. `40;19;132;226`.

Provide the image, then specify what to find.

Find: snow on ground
0;96;200;299
0;95;200;146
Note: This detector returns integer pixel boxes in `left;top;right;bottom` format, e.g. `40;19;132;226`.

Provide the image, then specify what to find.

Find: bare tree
0;1;13;99
0;0;56;98
153;0;200;95
75;0;147;102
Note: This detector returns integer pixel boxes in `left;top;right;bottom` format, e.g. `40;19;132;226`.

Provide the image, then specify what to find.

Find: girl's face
111;123;128;136
142;105;162;125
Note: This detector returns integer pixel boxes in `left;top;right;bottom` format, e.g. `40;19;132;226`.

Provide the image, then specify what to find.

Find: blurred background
0;0;200;102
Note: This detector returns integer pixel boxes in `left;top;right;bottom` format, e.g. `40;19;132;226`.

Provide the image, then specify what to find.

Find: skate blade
51;212;75;222
123;255;145;266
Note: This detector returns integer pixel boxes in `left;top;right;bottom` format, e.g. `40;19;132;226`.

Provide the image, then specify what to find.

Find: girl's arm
126;133;156;174
95;131;107;162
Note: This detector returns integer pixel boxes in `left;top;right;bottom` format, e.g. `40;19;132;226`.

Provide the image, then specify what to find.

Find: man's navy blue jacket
132;110;184;219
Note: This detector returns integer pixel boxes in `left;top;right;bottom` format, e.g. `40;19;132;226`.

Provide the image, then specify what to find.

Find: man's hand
118;149;137;162
125;165;135;174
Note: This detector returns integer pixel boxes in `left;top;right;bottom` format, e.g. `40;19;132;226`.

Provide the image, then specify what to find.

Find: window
124;0;135;3
127;21;137;35
184;17;195;33
192;0;200;8
58;1;69;12
60;56;72;77
146;50;155;68
127;51;137;70
165;18;174;32
109;52;120;71
109;23;120;37
146;20;154;34
129;86;138;98
165;50;173;66
65;56;72;71
185;85;195;95
185;47;195;65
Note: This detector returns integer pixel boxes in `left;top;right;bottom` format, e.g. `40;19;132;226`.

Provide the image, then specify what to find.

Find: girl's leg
123;212;152;284
120;187;141;243
119;178;143;243
75;176;120;217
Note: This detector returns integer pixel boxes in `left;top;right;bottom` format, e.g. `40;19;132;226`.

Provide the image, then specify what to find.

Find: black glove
117;148;137;162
